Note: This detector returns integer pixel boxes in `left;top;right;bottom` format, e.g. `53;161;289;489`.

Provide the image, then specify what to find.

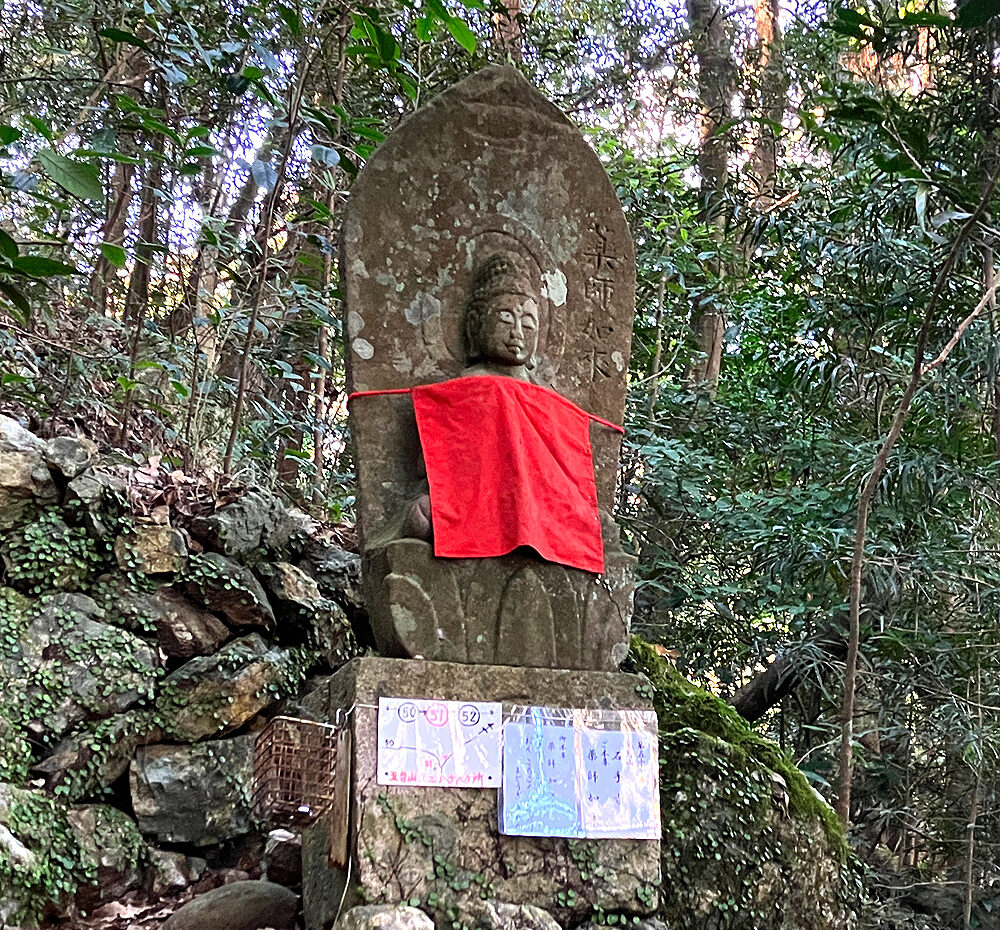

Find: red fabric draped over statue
410;375;615;574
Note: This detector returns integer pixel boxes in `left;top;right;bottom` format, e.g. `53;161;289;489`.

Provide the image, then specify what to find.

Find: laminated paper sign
377;698;502;788
499;705;660;840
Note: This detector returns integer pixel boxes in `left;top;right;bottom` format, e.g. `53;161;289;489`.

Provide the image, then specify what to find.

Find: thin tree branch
835;178;998;826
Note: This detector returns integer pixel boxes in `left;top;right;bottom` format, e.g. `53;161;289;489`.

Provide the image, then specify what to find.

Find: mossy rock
626;639;861;930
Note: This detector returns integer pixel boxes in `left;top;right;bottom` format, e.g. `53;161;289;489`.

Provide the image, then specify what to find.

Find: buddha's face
477;293;540;368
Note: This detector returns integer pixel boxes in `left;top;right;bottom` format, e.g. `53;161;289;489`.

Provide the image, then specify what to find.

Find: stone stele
300;658;660;930
343;65;636;671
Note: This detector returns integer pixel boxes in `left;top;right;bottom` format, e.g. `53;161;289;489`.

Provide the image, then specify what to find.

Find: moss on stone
625;637;858;930
626;636;845;854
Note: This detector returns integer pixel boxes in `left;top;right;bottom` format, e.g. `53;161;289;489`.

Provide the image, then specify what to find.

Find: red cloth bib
411;376;606;574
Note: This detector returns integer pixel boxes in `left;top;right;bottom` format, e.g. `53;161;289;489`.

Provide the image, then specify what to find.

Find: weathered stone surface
137;586;230;659
66;804;145;910
190;491;294;557
0;782;84;919
366;535;632;670
258;561;323;612
342;66;635;671
627;642;858;930
44;435;98;479
301;542;363;611
162;881;298;930
130;735;253;846
0;818;34;869
2;593;159;740
115;525;188;574
33;713;163;801
0;415;58;530
335;905;434;930
65;467;127;536
156;634;296;741
629;921;670;930
467;902;562;930
257;561;352;663
0;513;94;592
263;829;302;886
183;552;275;630
301;658;659;925
149;848;208;894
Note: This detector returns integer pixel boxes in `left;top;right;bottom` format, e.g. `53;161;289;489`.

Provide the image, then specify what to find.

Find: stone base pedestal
364;536;635;672
301;657;660;930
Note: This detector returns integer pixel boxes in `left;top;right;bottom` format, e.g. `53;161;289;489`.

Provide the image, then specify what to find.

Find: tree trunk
685;0;734;395
749;0;786;207
731;632;848;722
88;160;134;314
494;0;522;62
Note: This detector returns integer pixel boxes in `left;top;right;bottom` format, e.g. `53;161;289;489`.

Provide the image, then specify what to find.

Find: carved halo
419;223;568;384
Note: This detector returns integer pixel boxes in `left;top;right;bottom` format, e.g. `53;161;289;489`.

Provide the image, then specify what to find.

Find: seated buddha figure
403;250;541;542
356;249;631;670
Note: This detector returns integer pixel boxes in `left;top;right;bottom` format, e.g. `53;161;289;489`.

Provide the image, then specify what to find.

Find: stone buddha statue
341;66;636;672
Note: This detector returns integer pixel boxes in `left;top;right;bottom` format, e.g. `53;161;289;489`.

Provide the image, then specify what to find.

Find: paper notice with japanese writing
499;706;660;840
377;698;502;788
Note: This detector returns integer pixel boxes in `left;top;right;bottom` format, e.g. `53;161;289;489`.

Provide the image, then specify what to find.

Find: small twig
0;321;116;360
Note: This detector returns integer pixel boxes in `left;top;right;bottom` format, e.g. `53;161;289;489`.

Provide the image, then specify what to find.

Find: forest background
2;0;1000;922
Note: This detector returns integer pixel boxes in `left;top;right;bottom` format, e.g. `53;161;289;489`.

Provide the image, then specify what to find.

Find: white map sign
377;698;502;788
499;705;660;840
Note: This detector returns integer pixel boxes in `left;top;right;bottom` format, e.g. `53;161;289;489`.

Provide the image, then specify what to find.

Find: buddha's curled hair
463;251;536;364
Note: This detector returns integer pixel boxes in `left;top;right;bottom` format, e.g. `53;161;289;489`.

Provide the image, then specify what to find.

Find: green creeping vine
1;790;93;925
376;791;497;926
1;512;102;595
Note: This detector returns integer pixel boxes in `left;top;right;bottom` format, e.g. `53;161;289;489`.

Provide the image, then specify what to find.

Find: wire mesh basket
252;715;344;826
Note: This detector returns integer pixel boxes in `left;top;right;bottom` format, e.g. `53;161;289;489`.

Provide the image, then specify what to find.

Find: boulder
115;525;188;574
44;435;98;479
161;880;298;930
263;829;302;886
137;586;229;659
470;903;562;930
627;641;859;930
335;905;434;930
900;884;965;929
156;634;298;741
183;552;275;630
0;783;84;923
0;512;97;593
285;507;320;556
65;467;127;536
130;735;254;846
257;561;352;663
0;415;57;531
301;544;364;612
149;848;208;894
32;712;163;801
2;593;159;741
0;819;35;869
258;561;323;613
190;491;295;557
66;804;146;911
